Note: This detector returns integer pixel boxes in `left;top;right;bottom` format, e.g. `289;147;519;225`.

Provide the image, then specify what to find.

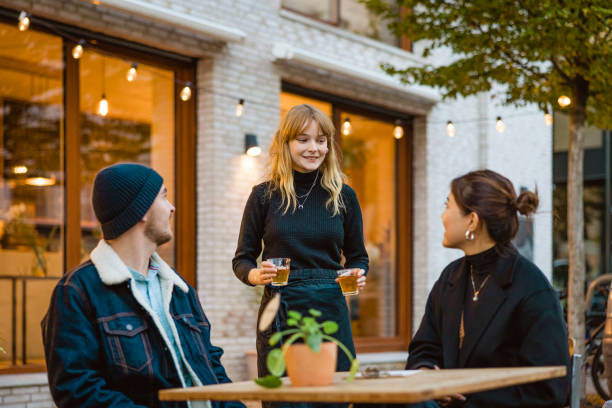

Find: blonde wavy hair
267;104;345;215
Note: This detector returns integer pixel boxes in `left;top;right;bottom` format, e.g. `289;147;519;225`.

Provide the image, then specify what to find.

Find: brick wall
0;0;552;402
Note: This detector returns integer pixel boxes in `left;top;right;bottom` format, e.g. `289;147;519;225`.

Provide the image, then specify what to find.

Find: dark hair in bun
451;169;538;246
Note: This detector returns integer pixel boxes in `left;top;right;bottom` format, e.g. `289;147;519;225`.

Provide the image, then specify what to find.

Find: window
281;0;408;49
280;85;412;351
0;14;195;373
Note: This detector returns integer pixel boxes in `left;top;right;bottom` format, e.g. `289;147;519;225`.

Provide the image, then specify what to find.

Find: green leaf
267;348;285;377
308;308;322;317
306;332;323;352
254;375;282;388
346;359;360;382
288;310;302;320
269;332;283;346
322;321;338;334
287;318;298;327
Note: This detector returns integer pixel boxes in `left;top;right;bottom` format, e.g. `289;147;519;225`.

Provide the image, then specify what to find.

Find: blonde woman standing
233;104;368;402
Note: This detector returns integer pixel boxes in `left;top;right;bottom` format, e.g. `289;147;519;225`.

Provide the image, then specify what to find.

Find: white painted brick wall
0;0;552;399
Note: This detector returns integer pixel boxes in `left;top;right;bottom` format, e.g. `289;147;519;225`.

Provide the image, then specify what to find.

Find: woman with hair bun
406;169;569;408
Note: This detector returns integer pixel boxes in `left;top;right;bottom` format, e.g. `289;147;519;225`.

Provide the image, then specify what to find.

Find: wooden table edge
159;366;567;403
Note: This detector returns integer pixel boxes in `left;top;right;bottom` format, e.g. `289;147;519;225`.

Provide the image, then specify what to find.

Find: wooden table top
159;366;566;403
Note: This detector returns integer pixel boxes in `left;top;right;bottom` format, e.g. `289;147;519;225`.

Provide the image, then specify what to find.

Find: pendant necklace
470;264;490;302
296;170;319;210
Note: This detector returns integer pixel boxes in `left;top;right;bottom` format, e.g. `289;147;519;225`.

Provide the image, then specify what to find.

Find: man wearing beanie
42;163;244;408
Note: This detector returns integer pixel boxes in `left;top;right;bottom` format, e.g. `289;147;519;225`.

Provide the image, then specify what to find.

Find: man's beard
144;219;172;246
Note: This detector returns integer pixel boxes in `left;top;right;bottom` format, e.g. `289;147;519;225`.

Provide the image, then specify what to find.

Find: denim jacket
42;240;245;408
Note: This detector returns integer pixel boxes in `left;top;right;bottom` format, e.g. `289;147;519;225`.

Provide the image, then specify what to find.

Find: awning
272;42;440;105
96;0;245;43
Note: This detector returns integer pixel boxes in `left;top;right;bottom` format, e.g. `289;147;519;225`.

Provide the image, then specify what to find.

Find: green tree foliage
361;0;612;128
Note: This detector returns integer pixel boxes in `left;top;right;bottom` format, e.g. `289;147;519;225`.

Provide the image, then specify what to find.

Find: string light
18;11;30;31
235;98;245;117
557;95;571;108
342;117;352;136
72;44;84;59
98;93;108;116
126;62;138;82
544;113;553;126
495;116;506;133
393;120;404;139
446;121;456;138
180;82;192;101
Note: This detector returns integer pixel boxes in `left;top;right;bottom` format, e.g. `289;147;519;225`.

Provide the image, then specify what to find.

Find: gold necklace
470;264;491;302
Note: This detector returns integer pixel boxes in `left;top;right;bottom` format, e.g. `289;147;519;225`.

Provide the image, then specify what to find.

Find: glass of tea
267;258;291;286
336;269;359;296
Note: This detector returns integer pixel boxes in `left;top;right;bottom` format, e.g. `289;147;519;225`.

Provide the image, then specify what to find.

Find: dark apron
256;269;354;408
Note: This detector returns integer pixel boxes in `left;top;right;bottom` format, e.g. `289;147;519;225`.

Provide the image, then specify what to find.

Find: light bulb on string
393;120;404;139
544;113;553;126
495;116;506;133
235;98;245;117
72;40;85;59
557;95;571;108
180;82;192;101
446;121;456;138
341;117;352;136
18;11;30;31
98;93;108;116
126;63;138;82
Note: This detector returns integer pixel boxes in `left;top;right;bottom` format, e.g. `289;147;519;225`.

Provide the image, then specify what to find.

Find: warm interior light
557;95;571;108
98;93;108;116
126;63;138;82
18;11;30;31
13;165;28;175
235;98;245;117
393;121;404;139
72;43;84;59
446;121;456;138
544;113;553;126
341;117;352;136
495;116;506;133
180;83;192;101
25;176;55;186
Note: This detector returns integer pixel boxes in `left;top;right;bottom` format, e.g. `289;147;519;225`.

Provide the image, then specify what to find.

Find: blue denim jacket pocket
98;312;153;375
173;314;209;359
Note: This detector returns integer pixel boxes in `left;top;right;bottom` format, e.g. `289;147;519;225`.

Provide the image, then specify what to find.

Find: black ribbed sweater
232;170;369;286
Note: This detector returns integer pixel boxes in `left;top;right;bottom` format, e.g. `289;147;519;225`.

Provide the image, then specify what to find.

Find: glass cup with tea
267;258;291;286
336;268;359;296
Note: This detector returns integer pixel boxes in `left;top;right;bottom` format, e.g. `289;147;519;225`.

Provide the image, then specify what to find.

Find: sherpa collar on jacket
90;239;188;293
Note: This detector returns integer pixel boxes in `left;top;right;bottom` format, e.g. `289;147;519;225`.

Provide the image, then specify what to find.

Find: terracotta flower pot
284;342;338;386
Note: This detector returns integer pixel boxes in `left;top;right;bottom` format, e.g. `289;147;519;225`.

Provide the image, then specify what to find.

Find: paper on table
355;370;421;379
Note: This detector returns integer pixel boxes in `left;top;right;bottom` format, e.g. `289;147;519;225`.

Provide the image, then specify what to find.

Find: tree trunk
566;77;588;398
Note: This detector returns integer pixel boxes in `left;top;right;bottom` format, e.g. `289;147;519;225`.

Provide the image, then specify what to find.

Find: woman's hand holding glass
247;261;277;285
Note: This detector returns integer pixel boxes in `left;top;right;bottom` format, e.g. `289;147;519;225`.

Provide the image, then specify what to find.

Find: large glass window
79;51;175;264
281;0;403;48
280;88;411;350
0;16;194;373
0;21;63;372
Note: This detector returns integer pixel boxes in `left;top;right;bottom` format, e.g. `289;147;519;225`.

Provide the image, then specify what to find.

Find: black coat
407;248;569;408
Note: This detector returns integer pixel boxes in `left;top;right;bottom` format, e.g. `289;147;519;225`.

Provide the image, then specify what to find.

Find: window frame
281;0;412;51
282;82;413;352
0;8;197;374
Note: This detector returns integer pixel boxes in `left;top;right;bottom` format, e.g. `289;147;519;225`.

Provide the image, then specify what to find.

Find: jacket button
126;324;133;331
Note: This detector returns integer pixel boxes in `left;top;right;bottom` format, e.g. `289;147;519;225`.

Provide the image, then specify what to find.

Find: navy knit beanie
92;163;163;240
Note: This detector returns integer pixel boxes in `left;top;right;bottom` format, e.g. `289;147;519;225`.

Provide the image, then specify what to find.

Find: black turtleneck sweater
460;245;500;359
232;170;369;285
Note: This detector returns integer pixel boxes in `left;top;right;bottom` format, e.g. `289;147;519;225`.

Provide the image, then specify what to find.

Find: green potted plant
255;308;359;388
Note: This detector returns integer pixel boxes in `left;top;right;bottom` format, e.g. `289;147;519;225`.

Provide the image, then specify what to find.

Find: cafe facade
0;0;553;405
